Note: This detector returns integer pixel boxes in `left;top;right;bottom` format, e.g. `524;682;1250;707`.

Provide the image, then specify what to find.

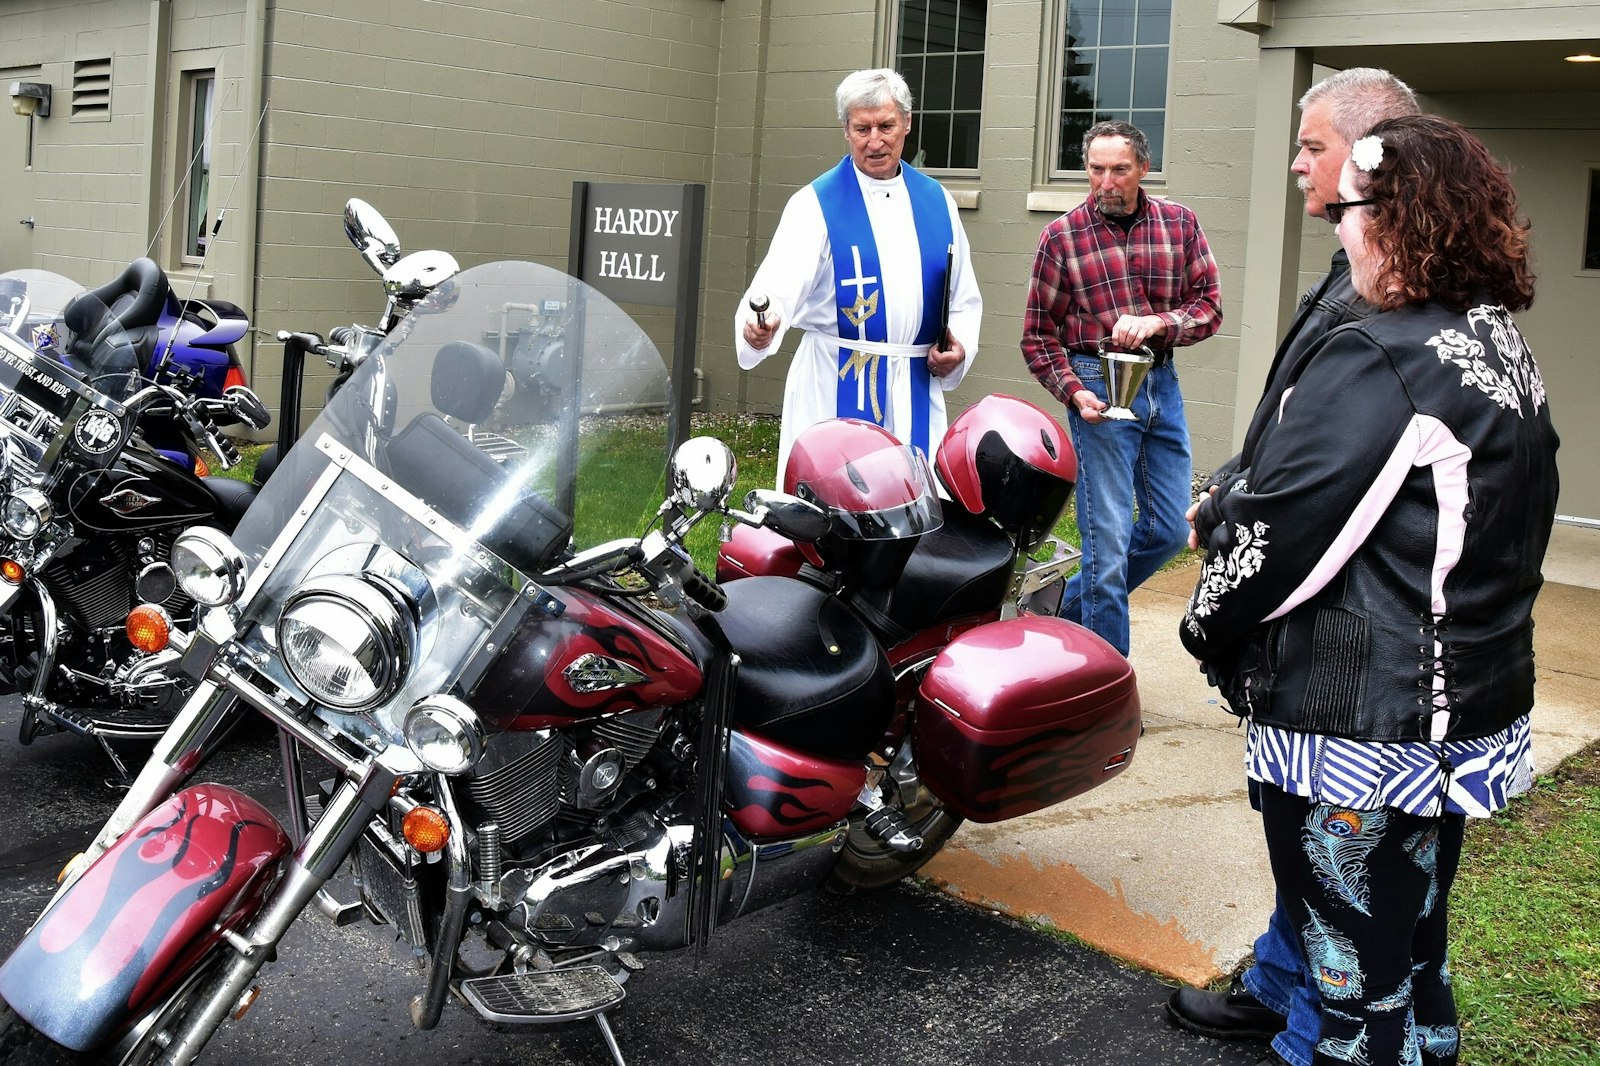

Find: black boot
1166;977;1286;1041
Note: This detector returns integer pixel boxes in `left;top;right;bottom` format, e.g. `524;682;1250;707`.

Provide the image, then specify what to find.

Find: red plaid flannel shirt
1021;190;1222;404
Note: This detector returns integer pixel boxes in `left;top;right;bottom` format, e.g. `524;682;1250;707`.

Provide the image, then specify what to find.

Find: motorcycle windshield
0;269;84;356
235;260;673;566
0;271;142;475
226;261;673;741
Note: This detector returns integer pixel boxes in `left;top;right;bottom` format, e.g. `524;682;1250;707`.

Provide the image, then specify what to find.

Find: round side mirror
669;437;737;512
745;488;830;543
344;198;403;275
383;249;462;303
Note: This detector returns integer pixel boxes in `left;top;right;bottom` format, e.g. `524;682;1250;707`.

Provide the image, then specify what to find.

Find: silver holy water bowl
1096;339;1155;421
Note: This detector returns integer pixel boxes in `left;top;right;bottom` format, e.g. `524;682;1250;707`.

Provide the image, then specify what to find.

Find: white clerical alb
735;161;982;485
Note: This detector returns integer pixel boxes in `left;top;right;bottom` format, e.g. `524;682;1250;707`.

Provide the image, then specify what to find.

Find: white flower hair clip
1351;135;1385;173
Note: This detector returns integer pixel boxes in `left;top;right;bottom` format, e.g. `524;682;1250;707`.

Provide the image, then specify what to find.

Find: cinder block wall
0;0;254;323
255;0;728;413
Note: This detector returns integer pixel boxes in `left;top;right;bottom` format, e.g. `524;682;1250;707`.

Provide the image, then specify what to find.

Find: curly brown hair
1352;115;1535;312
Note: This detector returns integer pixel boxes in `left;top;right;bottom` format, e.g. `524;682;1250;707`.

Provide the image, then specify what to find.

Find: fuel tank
62;444;217;533
469;586;703;731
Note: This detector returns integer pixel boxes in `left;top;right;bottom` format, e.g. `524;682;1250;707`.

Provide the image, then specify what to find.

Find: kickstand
593;1012;627;1066
95;735;135;787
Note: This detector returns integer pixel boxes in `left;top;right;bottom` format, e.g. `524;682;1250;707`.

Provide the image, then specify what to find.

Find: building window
1053;0;1171;174
1586;170;1600;270
894;0;986;172
182;72;214;262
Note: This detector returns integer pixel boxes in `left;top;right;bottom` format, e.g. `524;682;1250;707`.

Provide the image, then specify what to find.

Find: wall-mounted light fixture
9;82;50;118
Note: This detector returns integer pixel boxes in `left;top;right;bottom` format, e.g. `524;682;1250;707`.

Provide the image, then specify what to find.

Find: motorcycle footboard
0;784;289;1052
458;965;625;1024
912;615;1141;823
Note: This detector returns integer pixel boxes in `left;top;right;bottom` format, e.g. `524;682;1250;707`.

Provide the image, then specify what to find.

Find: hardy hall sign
568;179;706;457
572;181;704;309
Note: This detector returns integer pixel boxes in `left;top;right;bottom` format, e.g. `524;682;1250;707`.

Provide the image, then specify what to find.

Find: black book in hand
938;244;954;349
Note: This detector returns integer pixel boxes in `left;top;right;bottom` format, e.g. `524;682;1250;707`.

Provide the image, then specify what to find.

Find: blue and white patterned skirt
1246;715;1534;818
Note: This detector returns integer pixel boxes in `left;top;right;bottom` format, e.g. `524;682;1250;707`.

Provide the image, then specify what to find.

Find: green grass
211;442;263;483
217;413;1102;573
1450;740;1600;1065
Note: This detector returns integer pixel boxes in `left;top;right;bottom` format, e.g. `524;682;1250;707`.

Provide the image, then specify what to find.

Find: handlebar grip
213;434;241;467
681;569;727;613
329;326;354;345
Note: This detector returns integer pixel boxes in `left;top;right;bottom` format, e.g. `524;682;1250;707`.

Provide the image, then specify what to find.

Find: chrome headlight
170;527;249;607
279;575;415;711
1;487;51;538
403;695;486;774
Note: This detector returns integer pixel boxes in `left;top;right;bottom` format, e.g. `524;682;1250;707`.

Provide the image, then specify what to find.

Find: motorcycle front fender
0;784;290;1052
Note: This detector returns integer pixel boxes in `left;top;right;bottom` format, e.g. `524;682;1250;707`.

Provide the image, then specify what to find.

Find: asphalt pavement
0;697;1266;1066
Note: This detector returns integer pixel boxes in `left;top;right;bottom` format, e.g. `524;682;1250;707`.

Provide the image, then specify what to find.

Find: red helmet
935;394;1076;550
783;418;941;580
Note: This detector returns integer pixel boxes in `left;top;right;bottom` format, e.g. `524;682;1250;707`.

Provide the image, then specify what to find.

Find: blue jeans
1242;898;1320;1066
1058;358;1190;656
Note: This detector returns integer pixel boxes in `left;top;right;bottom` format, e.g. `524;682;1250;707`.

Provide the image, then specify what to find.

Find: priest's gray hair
836;69;913;126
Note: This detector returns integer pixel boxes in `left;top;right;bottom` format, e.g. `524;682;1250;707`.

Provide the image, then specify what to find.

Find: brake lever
178;397;239;470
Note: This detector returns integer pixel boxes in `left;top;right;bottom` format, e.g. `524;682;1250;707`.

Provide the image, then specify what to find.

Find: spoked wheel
0;1000;85;1065
825;740;965;894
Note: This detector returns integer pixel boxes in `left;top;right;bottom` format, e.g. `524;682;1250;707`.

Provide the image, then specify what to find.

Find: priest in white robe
734;68;982;484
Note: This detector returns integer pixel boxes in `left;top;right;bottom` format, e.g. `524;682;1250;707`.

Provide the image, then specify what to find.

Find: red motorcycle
0;260;1139;1065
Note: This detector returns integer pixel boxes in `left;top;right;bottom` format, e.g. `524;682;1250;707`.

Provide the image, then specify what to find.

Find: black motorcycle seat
719;576;894;760
881;505;1015;633
84;258;168;332
202;475;256;533
385;412;571;576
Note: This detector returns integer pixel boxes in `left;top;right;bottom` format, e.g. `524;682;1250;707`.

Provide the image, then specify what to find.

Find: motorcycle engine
453;708;696;953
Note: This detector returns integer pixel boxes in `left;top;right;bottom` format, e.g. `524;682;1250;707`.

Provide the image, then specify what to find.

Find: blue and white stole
811;155;952;456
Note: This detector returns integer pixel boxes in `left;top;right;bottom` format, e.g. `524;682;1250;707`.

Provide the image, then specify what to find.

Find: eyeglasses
1324;198;1376;225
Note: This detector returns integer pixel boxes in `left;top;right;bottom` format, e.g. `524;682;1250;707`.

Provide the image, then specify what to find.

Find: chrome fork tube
412;780;472;1031
155;762;400;1065
48;680;239;903
20;577;58;708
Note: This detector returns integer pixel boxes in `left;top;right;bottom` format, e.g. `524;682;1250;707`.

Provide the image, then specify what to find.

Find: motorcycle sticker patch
73;409;123;455
29;323;58;352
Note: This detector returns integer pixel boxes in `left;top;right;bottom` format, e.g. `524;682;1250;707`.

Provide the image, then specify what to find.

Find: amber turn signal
193;454;210;478
402;806;449;853
0;558;23;584
126;604;172;653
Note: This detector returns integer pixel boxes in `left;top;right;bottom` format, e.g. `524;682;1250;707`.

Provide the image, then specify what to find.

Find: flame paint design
0;785;288;1052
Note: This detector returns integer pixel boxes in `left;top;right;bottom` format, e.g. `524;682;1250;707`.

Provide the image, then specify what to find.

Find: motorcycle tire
0;1001;84;1065
825;780;964;895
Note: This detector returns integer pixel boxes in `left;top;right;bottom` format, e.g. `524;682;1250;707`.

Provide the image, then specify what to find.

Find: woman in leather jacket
1181;116;1559;1066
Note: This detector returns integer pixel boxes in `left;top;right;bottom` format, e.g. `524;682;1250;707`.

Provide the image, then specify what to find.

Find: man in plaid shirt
1021;120;1221;656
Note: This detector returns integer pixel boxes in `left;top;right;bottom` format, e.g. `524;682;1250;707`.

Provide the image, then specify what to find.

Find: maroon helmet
783;418;941;582
935;394;1075;550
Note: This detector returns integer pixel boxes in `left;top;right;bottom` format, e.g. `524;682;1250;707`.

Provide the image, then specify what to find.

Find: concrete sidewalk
922;523;1600;989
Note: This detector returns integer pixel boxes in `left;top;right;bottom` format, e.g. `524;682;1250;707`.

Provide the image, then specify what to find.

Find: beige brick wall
255;0;727;406
0;0;255;369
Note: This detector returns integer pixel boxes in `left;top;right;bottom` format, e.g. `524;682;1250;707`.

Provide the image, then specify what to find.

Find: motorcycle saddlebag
912;615;1140;823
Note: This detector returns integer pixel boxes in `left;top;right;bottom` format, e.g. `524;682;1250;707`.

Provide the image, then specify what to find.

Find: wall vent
72;58;112;120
